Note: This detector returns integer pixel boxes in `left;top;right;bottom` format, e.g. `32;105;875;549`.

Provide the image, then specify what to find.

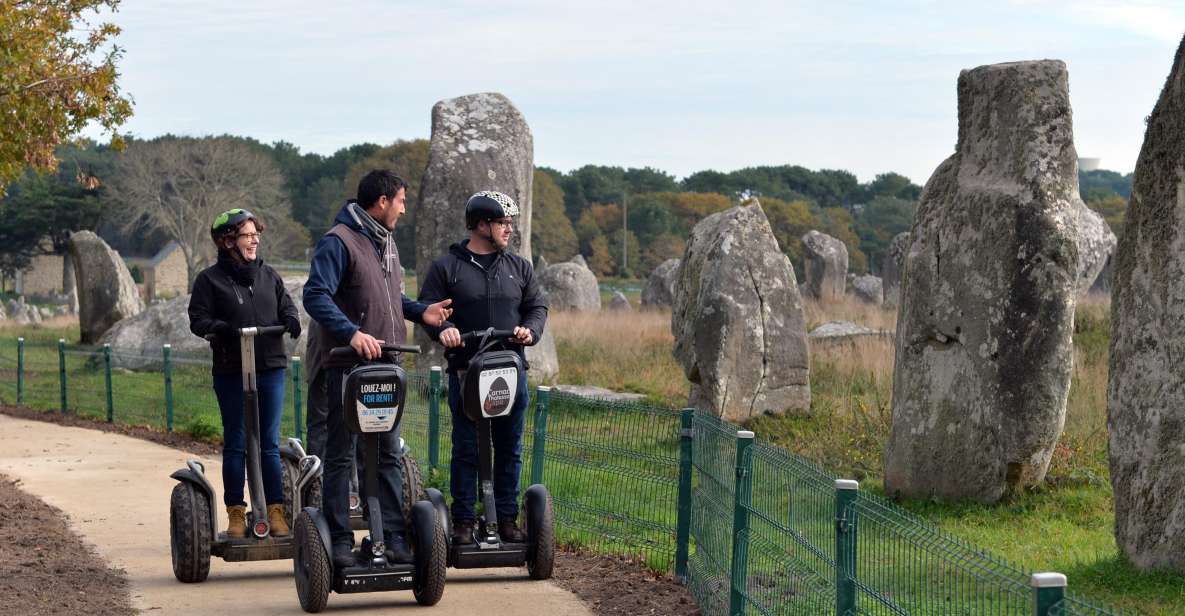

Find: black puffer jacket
188;256;299;375
418;241;548;373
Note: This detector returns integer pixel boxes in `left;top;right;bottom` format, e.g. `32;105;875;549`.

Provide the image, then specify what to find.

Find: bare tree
108;136;297;286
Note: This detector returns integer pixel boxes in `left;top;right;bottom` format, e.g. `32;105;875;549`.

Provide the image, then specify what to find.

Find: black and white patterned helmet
465;191;519;228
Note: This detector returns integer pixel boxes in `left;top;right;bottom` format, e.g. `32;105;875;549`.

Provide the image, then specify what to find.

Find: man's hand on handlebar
439;327;463;349
350;330;386;359
423;299;453;327
513;326;533;345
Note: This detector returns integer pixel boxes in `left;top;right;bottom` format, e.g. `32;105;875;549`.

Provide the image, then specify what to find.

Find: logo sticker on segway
356;381;399;433
478;367;517;418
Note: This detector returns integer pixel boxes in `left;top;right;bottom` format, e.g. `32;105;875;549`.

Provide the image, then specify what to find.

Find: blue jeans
323;367;406;548
212;368;286;507
448;370;529;523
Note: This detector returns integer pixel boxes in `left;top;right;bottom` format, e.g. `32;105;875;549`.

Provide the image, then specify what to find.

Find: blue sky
91;1;1184;185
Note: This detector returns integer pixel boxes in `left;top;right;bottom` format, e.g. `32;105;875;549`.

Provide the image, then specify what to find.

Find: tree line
0;135;1132;287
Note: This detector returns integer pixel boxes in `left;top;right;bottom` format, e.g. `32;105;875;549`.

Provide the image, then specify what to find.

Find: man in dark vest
303;170;453;567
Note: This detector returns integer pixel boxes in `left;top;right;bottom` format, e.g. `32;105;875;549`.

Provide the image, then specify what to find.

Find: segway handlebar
457;328;518;344
329;343;422;359
203;324;289;341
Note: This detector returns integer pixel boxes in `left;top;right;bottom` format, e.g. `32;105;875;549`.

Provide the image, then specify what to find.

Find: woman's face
234;220;260;261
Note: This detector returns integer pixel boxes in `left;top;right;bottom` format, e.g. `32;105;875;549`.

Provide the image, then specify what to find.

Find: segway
292;343;447;612
431;328;555;579
169;325;323;583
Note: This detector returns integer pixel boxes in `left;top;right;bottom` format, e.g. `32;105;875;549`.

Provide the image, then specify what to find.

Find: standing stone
883;232;910;307
1108;35;1185;571
1074;202;1117;295
538;257;600;312
884;60;1080;503
570;254;587;269
673;201;810;422
641;259;680;309
801;230;848;301
524;328;559;383
608;291;632;311
1090;252;1114;295
413;92;534;369
536;254;549;273
69;231;144;344
852;274;884;305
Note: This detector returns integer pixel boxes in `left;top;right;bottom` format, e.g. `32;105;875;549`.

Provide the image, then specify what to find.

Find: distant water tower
1079;157;1102;171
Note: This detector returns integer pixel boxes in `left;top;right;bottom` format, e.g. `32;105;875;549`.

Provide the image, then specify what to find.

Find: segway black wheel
412;502;447;606
294;512;331;613
400;454;425;523
303;474;323;510
525;485;555;580
169;482;211;583
281;458;297;527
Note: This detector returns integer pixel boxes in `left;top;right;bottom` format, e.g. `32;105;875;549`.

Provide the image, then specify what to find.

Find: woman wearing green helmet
187;208;302;539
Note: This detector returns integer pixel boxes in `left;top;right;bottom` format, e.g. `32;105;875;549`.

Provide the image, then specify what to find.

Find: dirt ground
0;474;135;615
0;406;700;616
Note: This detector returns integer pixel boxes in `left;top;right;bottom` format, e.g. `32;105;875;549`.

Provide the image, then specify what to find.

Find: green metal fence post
674;407;695;584
835;479;860;616
163;344;174;432
729;430;755;616
530;386;551;486
1032;572;1067;616
58;338;67;413
16;337;24;405
292;356;303;441
428;366;442;472
104;344;114;423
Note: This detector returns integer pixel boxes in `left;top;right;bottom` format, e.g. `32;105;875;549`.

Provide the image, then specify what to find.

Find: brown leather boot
452;519;476;545
267;504;290;537
226;505;247;539
498;519;526;543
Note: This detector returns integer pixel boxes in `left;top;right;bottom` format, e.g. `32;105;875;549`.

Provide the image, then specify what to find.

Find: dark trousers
212;368;286;507
306;370;362;496
448;370;529;522
323;367;406;548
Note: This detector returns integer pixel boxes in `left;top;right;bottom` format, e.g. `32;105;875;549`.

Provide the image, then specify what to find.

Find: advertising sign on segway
479;367;517;418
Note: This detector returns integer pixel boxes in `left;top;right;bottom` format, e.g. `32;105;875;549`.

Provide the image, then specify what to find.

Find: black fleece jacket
418;241;548;373
188;257;299;375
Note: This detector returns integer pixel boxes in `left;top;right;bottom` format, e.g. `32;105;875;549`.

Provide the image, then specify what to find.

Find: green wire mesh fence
2;337;1136;616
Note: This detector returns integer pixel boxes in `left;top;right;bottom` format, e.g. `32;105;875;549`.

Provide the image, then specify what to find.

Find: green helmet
210;208;256;243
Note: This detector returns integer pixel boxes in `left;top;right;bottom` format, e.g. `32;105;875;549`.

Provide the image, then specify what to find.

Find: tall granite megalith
1074;201;1117;295
884;61;1080;503
883;232;910;307
69;231;144;344
673;201;810;421
1108;35;1185;571
414;92;534;368
801;230;848;301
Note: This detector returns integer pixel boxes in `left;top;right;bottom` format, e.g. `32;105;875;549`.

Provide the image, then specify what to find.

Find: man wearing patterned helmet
418;190;548;545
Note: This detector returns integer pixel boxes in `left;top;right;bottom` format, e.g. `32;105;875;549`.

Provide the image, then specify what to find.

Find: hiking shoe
498;519;526;543
267;504;289;537
384;535;414;564
332;543;357;569
452;519;476;545
226;505;247;539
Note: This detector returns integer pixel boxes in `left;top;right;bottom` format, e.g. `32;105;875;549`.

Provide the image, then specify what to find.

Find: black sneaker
384;536;414;564
452;519;476;545
332;543;357;568
498;520;526;543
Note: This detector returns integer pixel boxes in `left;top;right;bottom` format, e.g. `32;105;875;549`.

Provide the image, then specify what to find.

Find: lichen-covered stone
801;230;848;301
538;257;600;312
641;259;680;308
852;274;884;305
69;231;144;344
883;232;910;307
884;60;1080;503
1108;34;1185;571
673;201;810;421
413;92;534;369
1074;202;1116;295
